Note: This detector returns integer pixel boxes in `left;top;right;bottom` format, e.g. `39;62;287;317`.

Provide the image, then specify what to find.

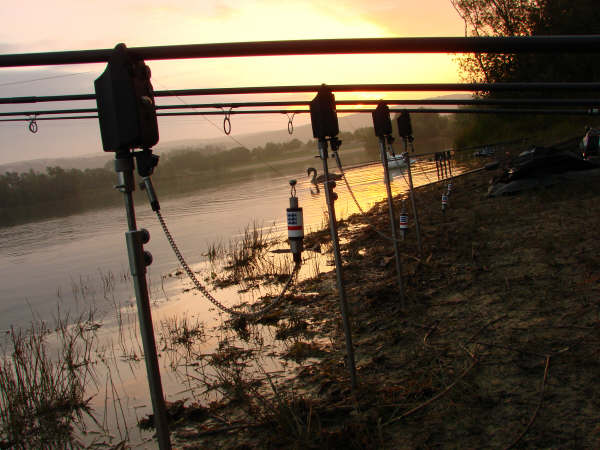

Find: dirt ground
170;163;600;449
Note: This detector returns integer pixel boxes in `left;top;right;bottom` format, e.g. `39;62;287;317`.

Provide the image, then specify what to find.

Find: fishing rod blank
4;97;600;116
2;108;599;124
2;35;600;68
3;81;600;105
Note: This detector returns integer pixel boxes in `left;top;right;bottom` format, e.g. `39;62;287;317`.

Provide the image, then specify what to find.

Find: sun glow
0;0;466;161
153;1;389;43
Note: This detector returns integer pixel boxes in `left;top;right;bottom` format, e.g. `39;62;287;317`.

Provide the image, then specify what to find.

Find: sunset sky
0;0;466;164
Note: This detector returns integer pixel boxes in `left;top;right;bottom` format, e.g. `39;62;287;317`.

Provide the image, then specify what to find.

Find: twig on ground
473;341;546;357
423;320;440;345
383;358;478;427
192;422;269;438
465;314;508;344
503;356;551;450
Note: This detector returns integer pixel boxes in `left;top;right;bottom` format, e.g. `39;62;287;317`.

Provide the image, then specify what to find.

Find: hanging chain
156;210;299;320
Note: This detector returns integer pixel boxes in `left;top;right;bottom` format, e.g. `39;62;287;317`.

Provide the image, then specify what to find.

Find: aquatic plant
0;313;98;448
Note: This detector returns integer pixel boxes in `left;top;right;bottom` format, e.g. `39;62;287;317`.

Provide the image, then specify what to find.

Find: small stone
447;293;466;303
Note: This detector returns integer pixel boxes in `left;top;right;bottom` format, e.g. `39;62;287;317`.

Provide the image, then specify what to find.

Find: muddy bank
170;164;600;449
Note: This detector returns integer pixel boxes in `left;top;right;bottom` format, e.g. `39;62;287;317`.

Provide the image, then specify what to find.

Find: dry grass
205;221;302;295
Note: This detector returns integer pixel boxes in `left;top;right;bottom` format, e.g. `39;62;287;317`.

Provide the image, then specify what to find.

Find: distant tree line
0;167;116;226
153;138;308;182
0;167;114;207
0;138;326;226
0;113;454;227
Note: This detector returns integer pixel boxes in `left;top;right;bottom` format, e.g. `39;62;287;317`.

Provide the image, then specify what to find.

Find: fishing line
331;147;409;243
0;70;94;88
409;141;436;184
153;78;287;178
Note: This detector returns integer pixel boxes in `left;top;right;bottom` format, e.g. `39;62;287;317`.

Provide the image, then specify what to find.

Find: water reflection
0;157;463;447
0;159;455;330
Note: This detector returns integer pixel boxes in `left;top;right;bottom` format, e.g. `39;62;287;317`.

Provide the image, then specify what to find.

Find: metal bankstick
318;138;358;391
403;138;423;256
96;44;171;449
378;136;406;308
114;152;171;449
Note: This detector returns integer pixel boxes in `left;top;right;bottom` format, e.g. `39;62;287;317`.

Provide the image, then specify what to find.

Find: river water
0;156;452;446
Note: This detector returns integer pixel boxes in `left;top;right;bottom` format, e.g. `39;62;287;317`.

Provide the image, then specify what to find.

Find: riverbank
168;162;599;448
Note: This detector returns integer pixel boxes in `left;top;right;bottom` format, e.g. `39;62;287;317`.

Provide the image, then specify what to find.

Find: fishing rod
3;82;600;105
3;97;600;118
2;36;600;67
2;108;598;123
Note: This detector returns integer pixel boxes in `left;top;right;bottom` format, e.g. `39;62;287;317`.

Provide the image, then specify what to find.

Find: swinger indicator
287;180;304;263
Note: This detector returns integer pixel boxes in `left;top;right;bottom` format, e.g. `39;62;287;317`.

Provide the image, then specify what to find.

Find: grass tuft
0;313;98;448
